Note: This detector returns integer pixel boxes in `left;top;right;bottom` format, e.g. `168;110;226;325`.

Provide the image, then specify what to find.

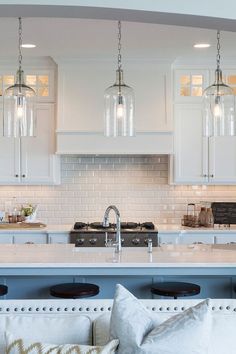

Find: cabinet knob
22;174;26;178
210;174;214;178
15;174;19;178
202;174;207;177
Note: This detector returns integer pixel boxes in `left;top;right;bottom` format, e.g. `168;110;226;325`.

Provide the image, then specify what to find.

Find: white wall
0;155;235;225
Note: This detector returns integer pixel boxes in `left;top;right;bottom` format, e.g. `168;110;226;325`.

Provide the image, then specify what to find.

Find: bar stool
50;283;99;299
151;282;200;299
0;285;8;297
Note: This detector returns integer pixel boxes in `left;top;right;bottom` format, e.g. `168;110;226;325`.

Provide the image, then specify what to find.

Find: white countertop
158;224;236;233
1;223;236;234
0;243;236;268
0;224;72;234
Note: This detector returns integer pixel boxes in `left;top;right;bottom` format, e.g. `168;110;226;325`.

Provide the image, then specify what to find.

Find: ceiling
1;18;236;62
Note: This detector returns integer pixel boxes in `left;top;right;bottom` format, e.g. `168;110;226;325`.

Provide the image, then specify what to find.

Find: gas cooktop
72;221;156;232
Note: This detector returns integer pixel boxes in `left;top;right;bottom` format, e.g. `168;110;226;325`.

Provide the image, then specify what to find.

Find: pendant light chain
117;21;122;71
18;17;23;71
216;30;221;71
104;20;135;137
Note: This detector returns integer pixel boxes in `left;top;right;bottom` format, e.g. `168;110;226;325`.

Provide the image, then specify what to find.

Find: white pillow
110;284;212;354
5;332;119;354
5;315;92;345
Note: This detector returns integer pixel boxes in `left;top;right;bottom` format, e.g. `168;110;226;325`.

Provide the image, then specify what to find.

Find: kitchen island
0;243;236;299
0;243;236;276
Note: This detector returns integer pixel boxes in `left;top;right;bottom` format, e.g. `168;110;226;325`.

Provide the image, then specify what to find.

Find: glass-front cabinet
173;66;236;184
0;58;60;185
174;69;209;102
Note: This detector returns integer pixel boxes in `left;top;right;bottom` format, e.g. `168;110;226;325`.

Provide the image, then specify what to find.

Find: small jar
198;207;207;227
205;208;214;228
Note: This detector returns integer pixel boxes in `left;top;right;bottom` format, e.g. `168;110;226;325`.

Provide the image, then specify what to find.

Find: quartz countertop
0;224;72;233
1;223;236;234
158;224;236;233
0;243;235;268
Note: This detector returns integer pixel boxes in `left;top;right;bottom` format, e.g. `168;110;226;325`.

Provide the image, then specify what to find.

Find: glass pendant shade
203;69;236;137
203;30;236;137
104;69;135;137
3;69;36;137
3;17;36;138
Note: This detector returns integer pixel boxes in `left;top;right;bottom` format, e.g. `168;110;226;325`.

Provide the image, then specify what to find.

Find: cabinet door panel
174;104;207;183
0;234;13;244
215;234;236;244
158;234;178;244
0;105;21;184
174;70;209;103
209;136;236;183
48;233;69;244
20;104;60;185
13;233;47;244
179;234;214;244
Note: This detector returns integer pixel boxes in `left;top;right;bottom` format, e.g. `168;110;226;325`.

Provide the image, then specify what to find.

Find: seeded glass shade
104;70;135;137
3;70;36;138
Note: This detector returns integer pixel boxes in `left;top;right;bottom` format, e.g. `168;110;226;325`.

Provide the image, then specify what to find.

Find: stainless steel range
70;221;158;247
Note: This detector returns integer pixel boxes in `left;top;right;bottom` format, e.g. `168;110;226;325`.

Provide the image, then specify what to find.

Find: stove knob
132;238;140;245
144;238;152;245
89;238;97;245
76;238;85;246
121;238;125;245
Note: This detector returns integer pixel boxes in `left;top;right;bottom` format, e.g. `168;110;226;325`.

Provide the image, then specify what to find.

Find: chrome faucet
103;205;121;253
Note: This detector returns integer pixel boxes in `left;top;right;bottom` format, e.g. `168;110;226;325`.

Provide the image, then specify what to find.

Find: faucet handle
103;218;110;228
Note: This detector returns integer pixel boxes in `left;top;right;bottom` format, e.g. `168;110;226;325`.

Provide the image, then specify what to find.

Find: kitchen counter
1;243;236;276
158;224;236;233
1;223;236;234
0;224;72;233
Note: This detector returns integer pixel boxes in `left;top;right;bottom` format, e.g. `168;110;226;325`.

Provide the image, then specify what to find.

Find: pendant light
203;31;236;137
3;17;36;138
104;21;135;137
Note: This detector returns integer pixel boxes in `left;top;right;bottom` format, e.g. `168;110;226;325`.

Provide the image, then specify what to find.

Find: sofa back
0;298;235;354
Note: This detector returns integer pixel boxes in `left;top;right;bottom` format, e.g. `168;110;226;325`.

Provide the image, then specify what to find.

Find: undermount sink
73;247;149;253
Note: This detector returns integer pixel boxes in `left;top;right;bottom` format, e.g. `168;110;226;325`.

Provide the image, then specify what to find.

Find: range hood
56;131;173;155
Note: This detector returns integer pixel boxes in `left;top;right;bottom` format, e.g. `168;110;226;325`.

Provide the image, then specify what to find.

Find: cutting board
0;222;46;229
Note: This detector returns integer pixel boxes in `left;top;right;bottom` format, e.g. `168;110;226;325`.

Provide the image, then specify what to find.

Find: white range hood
56;131;173;155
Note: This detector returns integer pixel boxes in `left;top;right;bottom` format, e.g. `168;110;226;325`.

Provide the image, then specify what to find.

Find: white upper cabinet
56;59;173;154
0;58;60;185
20;104;60;185
173;66;236;185
208;137;236;184
173;104;206;184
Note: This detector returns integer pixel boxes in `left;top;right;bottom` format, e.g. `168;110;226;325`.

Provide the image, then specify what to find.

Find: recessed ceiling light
194;43;211;48
21;44;36;49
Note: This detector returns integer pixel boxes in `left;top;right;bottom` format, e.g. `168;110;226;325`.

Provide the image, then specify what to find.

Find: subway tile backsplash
0;155;236;225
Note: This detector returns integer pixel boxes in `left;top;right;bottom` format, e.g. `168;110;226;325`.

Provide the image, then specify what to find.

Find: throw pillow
5;332;119;354
110;284;212;354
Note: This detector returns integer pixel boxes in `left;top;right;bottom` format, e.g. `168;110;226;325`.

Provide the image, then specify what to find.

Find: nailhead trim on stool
50;283;100;299
151;282;201;299
0;285;8;296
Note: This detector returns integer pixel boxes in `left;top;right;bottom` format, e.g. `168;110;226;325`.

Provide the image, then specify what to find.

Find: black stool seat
0;285;8;296
151;282;200;299
50;283;99;299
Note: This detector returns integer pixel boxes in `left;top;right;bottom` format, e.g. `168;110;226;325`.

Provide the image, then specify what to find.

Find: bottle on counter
198;207;207;227
205;208;214;228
